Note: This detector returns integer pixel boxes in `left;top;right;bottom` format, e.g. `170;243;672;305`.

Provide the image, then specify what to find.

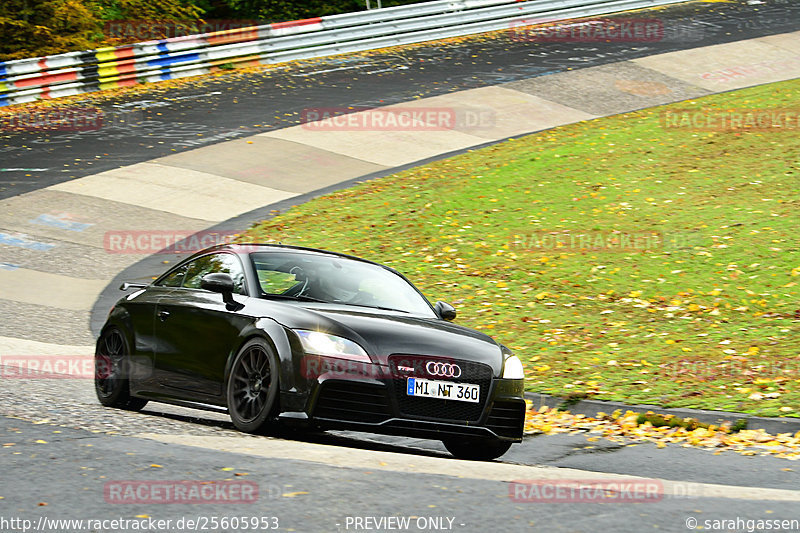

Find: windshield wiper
342;303;410;314
262;294;410;313
261;293;328;303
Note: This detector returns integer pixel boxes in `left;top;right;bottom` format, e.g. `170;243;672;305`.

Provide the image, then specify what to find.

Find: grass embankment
241;79;799;417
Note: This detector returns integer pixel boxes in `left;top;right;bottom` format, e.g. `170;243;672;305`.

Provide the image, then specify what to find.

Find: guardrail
0;0;689;107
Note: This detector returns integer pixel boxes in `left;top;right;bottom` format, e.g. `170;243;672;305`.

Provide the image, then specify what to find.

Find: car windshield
250;251;435;317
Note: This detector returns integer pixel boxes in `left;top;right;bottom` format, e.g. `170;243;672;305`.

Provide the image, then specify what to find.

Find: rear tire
227;338;280;434
443;438;513;461
95;327;148;411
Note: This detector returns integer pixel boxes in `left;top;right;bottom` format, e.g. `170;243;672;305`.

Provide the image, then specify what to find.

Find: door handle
158;310;170;322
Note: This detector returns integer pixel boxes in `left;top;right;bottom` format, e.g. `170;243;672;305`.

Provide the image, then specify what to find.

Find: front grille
314;382;391;424
486;400;526;438
388;355;492;423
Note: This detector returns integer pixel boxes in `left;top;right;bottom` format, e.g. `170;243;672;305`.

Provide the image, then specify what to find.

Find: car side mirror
434;301;457;321
201;273;237;307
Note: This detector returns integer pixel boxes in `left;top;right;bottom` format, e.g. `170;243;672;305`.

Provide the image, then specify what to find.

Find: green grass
240;79;800;417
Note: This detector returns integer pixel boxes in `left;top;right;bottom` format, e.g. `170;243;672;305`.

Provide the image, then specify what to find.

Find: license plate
406;377;480;403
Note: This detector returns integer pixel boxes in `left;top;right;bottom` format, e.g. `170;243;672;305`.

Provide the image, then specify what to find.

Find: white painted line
290;65;369;77
365;66;410;75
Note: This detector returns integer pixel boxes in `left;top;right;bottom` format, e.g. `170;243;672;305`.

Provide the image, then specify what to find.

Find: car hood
255;300;505;374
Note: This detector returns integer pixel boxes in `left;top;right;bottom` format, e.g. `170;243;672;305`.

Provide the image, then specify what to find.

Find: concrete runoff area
49;163;299;223
298;86;600;141
0;267;107;311
0;299;99;345
503;61;713;117
0;189;211;249
632;32;800;91
0;335;93;356
150;136;389;193
0;238;148;279
260;121;491;168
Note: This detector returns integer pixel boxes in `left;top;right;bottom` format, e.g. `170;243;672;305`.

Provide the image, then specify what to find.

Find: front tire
95;327;148;411
227;338;280;434
443;438;513;461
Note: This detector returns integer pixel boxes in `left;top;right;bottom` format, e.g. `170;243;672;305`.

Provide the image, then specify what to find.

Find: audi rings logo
426;361;462;378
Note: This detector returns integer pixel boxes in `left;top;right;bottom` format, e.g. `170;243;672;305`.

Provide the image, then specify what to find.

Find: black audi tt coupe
95;244;526;460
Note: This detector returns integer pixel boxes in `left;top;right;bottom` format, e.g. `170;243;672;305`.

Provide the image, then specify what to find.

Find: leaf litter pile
525;404;800;460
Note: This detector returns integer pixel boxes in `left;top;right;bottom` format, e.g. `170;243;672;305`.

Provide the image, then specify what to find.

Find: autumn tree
217;0;422;22
0;0;425;60
0;0;101;60
94;0;204;22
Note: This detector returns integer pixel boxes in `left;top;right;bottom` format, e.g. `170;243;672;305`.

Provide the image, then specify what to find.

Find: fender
97;304;135;364
99;302;158;389
224;317;299;395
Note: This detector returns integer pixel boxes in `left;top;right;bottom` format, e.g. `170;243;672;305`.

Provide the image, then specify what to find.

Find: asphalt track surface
2;0;800;200
2;415;798;533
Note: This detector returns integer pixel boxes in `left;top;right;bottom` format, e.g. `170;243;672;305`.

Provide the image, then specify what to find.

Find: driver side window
181;253;247;295
157;265;186;287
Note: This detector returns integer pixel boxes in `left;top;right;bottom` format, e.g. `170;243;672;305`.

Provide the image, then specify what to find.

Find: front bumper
297;366;526;442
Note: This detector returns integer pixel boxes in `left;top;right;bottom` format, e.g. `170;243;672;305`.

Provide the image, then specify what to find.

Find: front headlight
502;354;525;380
294;330;370;362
